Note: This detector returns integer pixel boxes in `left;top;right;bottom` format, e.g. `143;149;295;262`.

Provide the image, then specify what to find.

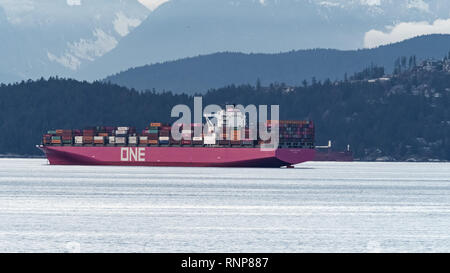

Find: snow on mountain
0;0;151;82
138;0;170;11
1;0;450;83
76;0;450;80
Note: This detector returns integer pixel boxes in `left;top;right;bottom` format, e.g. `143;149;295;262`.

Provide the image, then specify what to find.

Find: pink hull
38;146;315;168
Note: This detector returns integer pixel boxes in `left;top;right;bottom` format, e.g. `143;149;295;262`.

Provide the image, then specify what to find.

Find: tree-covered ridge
1;65;449;160
104;34;450;94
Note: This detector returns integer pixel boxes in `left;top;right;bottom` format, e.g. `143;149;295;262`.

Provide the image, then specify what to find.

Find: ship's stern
275;148;316;166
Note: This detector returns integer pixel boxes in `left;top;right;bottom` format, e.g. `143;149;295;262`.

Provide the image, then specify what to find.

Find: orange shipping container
148;140;158;144
98;133;109;137
150;123;162;127
51;139;62;144
83;136;94;143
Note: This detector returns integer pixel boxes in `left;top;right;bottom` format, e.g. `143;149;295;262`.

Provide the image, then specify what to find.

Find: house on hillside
443;59;450;73
417;59;442;72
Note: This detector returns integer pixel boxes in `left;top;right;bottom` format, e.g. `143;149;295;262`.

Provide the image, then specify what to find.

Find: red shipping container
159;131;170;137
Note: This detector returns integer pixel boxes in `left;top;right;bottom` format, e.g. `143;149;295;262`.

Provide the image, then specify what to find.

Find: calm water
0;159;449;253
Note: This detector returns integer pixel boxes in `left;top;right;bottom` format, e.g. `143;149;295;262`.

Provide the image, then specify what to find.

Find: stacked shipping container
266;120;314;148
42;120;314;148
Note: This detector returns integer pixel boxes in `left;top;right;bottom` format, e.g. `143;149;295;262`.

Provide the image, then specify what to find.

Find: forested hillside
104;34;450;94
1;65;449;160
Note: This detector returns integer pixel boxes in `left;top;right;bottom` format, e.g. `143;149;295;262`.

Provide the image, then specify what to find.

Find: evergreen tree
0;60;449;161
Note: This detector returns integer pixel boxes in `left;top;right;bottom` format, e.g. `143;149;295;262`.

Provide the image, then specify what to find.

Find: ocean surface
0;159;449;253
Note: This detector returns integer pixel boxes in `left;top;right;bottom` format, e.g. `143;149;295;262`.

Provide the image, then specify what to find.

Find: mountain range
2;0;450;83
104;34;450;94
77;0;450;81
0;0;150;83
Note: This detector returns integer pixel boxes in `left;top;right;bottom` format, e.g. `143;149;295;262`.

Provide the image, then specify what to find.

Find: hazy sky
137;0;170;11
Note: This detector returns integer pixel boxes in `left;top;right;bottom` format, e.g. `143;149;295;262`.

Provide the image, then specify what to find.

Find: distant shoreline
0;155;45;159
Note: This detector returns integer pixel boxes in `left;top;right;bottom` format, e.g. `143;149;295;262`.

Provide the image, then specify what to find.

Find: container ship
313;141;354;162
38;109;315;168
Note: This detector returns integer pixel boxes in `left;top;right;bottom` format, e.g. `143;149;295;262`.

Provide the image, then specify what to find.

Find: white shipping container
117;127;129;131
74;136;83;144
181;129;192;134
139;136;148;141
128;136;138;144
115;130;127;135
159;136;169;141
116;137;126;144
108;136;116;144
192;137;203;141
204;135;216;145
94;136;104;141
